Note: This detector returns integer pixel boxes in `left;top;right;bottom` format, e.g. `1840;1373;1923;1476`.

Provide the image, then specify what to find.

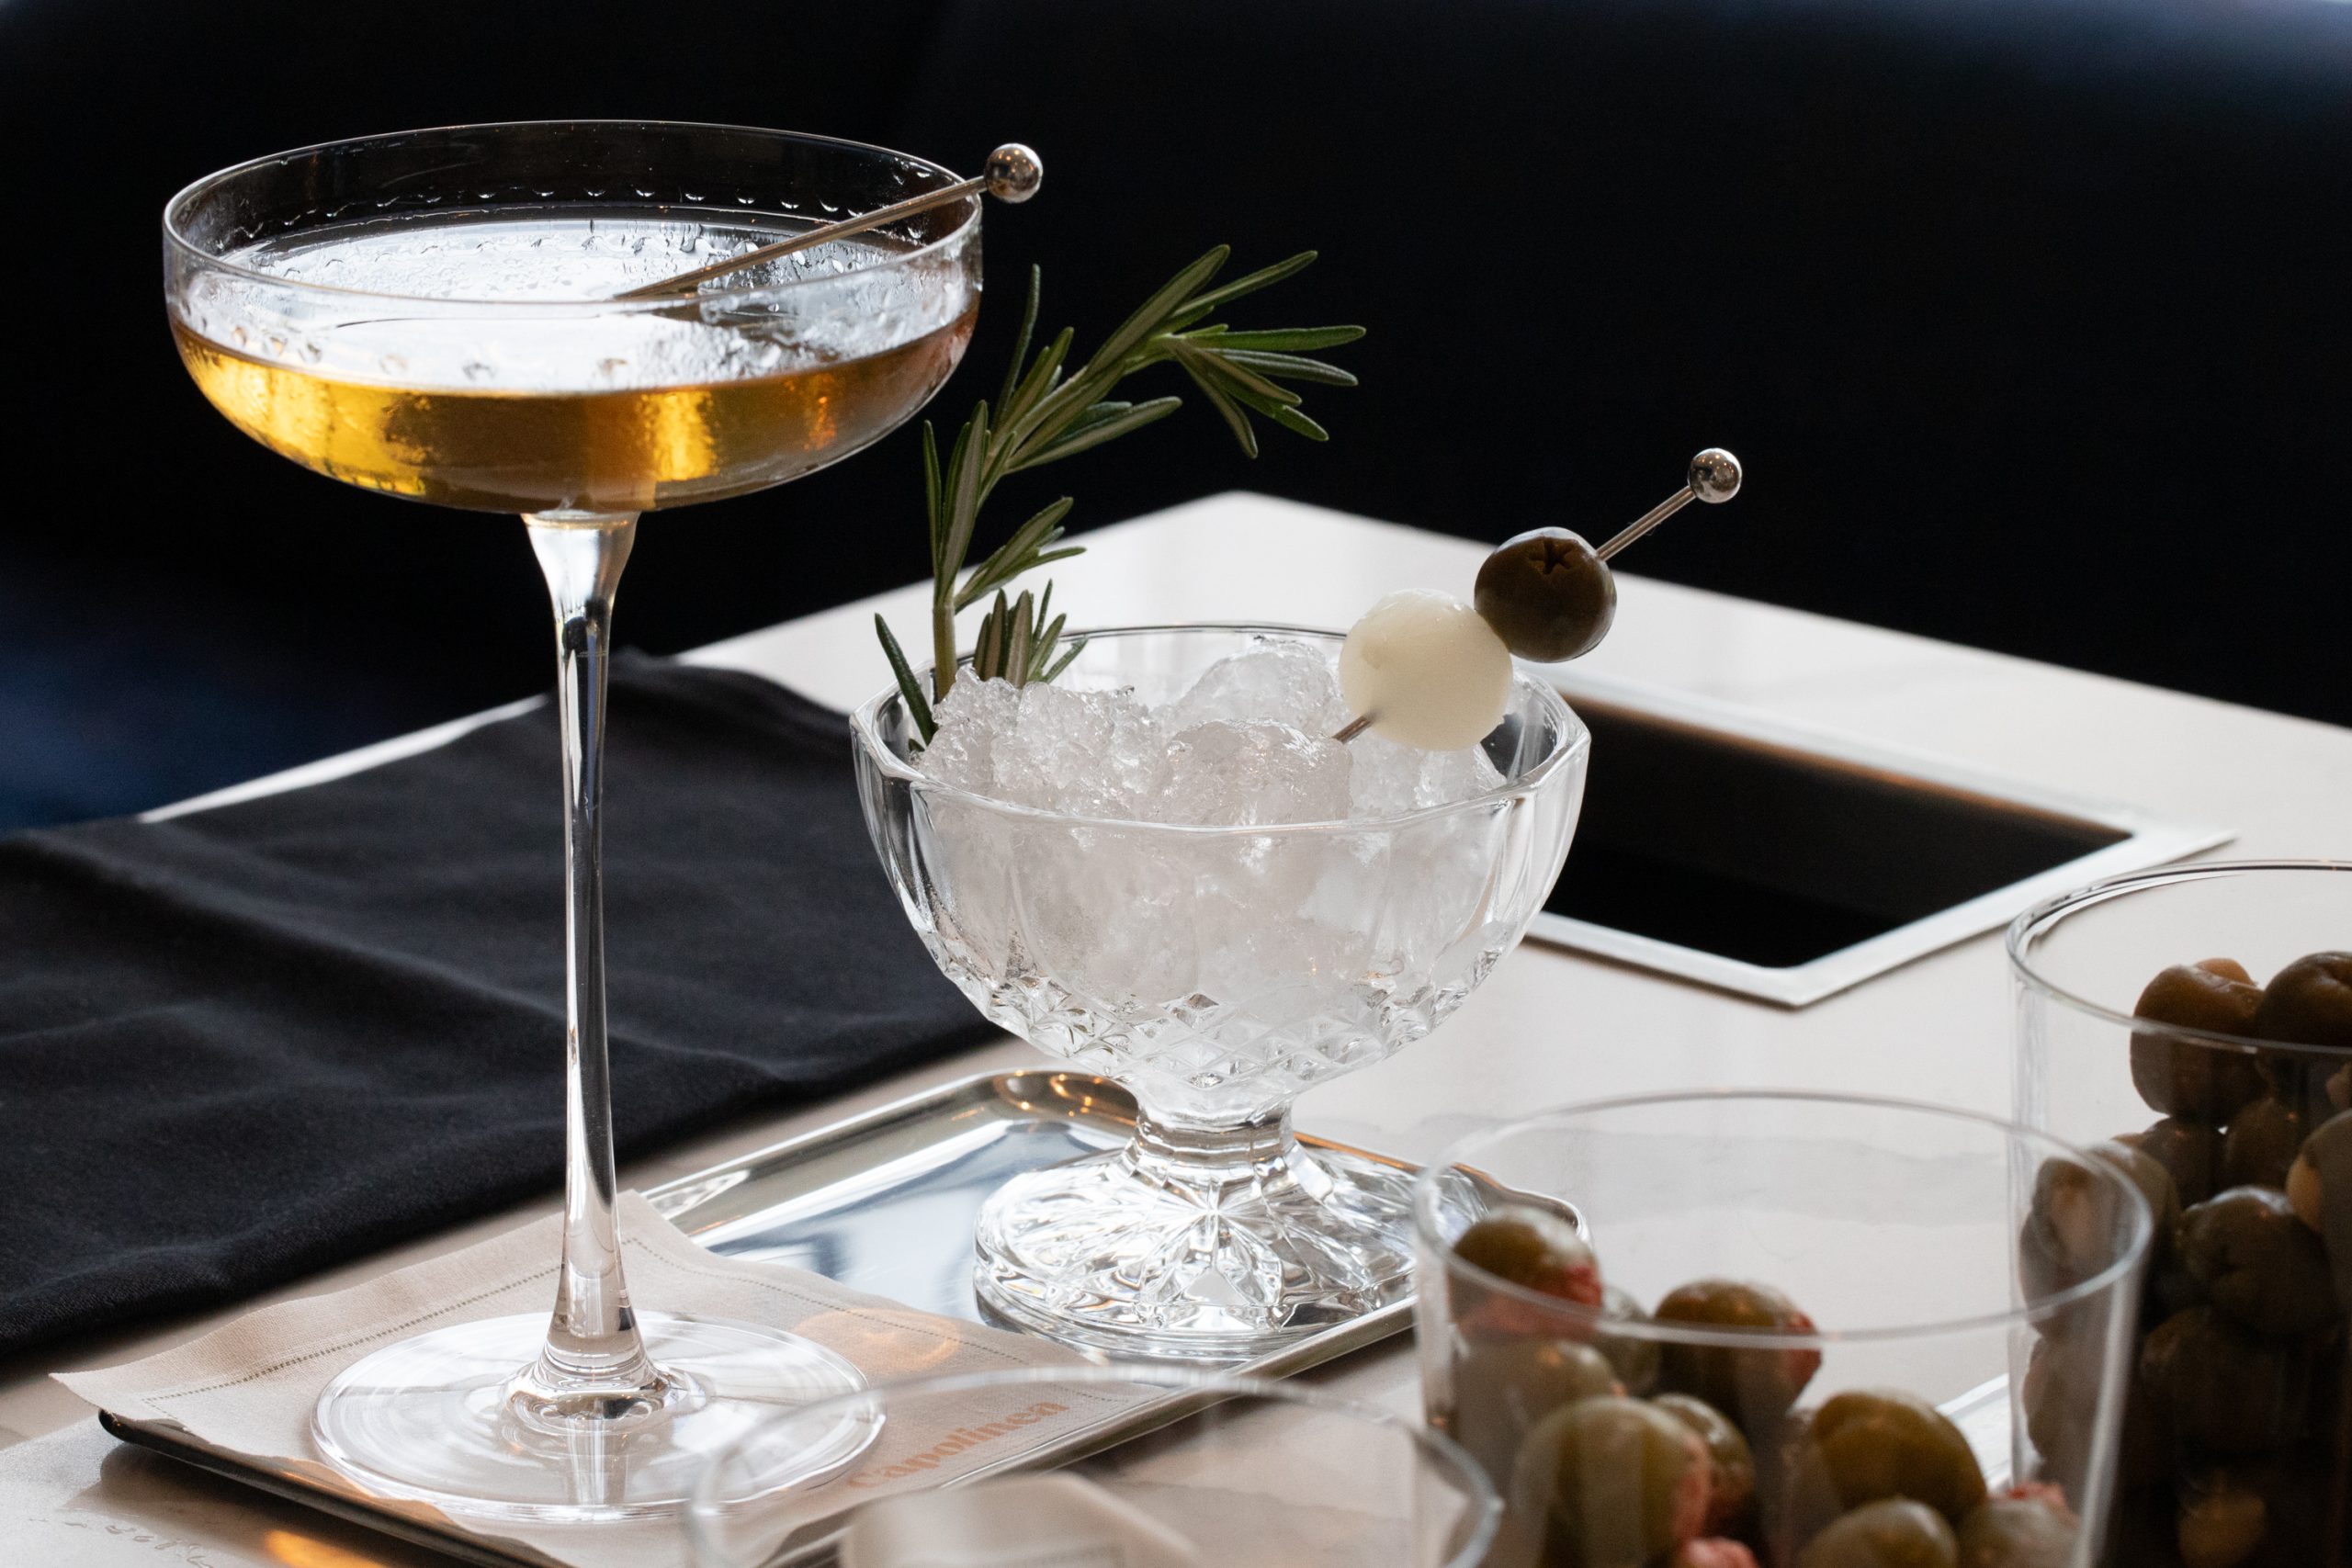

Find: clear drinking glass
852;626;1589;1359
1413;1092;2154;1566
685;1365;1500;1568
2011;861;2352;1566
164;121;982;1519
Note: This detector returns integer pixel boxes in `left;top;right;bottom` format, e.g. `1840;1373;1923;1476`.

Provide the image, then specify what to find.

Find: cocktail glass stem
515;511;662;1419
1126;1106;1311;1201
973;1082;1422;1356
307;502;875;1512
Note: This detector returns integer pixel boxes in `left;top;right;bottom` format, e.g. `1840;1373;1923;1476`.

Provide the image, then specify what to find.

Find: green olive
1653;1393;1757;1538
2023;1335;2170;1494
1591;1283;1662;1396
2019;1150;2144;1300
2132;961;2267;1123
1454;1206;1602;1305
2139;1306;2310;1454
2121;1118;2222;1209
1782;1388;1988;1538
2176;1187;2335;1338
2095;1139;2182;1253
1654;1279;1823;1430
2252;953;2352;1049
2219;1098;2305;1192
1508;1395;1710;1568
1474;527;1617;662
1955;1491;2077;1568
2285;1108;2352;1312
1796;1499;1959;1568
1449;1334;1622;1483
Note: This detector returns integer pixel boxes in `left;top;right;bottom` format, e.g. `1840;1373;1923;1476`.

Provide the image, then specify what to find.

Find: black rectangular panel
1546;702;2126;970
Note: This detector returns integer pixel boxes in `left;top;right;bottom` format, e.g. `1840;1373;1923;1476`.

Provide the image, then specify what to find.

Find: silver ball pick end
1594;446;1743;561
984;144;1045;203
1689;447;1742;504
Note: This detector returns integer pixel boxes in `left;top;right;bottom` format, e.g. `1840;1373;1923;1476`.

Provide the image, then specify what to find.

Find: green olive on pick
1475;528;1618;662
1464;448;1741;667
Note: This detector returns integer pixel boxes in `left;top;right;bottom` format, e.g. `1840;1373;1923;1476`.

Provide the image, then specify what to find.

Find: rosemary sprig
876;248;1362;741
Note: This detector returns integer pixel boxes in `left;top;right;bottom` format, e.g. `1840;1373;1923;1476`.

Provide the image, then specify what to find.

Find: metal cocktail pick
1331;447;1743;743
1594;446;1743;562
614;143;1043;301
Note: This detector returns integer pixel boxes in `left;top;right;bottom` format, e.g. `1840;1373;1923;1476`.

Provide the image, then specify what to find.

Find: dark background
3;0;2346;832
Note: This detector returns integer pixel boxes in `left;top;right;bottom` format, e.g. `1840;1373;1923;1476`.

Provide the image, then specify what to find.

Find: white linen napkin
56;1192;1136;1568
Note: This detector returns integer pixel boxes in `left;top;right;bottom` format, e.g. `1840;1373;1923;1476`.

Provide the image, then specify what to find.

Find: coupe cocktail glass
164;121;981;1519
853;626;1589;1359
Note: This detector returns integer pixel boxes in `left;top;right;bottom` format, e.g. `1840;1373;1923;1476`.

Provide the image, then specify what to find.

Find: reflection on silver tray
101;1070;1421;1565
648;1069;1421;1379
650;1070;1136;1325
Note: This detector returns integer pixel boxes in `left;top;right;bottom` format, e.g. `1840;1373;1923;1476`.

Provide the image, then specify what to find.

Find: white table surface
5;492;2348;1565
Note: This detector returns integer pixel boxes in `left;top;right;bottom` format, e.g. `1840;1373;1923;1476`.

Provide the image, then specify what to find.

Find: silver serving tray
100;1070;1419;1567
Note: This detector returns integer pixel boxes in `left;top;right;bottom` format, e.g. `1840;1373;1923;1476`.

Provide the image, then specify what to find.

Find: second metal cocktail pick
1330;447;1743;742
1593;447;1743;561
615;143;1043;300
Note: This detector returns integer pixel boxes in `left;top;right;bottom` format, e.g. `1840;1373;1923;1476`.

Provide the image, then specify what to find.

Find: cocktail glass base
310;1312;875;1522
973;1128;1418;1362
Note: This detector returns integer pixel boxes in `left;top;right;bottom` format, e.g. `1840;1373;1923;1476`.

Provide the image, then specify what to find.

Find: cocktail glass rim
684;1364;1504;1568
2007;857;2352;1056
1412;1088;2155;1347
164;118;980;310
849;621;1590;835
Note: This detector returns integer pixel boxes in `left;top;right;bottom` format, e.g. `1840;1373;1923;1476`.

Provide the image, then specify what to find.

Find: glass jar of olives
2011;861;2352;1568
1412;1093;2153;1568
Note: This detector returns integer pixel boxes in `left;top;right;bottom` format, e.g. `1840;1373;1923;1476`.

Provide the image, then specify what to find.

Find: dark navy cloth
0;658;990;1357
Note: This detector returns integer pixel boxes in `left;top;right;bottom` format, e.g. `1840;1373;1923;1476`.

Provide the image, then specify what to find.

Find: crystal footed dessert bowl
852;626;1589;1359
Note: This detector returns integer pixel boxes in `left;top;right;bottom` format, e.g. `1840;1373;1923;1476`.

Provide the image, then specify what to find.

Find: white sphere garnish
1339;589;1513;751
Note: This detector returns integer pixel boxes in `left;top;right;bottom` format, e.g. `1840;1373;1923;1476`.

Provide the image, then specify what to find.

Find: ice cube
920;676;1021;791
993;681;1163;817
1418;739;1507;806
1164;637;1350;736
1016;818;1200;1006
1347;732;1506;818
1156;720;1353;827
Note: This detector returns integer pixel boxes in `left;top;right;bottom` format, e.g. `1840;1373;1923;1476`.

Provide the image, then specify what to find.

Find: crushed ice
918;636;1505;822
